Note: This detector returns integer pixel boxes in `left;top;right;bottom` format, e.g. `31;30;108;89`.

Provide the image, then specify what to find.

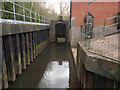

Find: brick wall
71;2;118;26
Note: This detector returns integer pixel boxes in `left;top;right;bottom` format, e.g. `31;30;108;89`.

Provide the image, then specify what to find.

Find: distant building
70;1;119;26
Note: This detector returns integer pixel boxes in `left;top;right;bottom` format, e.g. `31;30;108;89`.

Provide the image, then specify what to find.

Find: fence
0;0;49;25
81;15;120;61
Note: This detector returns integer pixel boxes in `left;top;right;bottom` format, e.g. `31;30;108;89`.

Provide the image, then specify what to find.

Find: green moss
23;49;26;68
11;53;15;76
2;60;8;88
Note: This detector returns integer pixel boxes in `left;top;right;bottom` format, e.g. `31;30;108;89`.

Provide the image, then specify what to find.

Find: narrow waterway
9;42;81;88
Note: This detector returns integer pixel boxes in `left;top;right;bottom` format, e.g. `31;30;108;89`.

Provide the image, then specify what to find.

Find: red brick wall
71;2;118;26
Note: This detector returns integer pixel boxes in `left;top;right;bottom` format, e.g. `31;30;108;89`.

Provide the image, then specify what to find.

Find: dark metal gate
55;22;66;42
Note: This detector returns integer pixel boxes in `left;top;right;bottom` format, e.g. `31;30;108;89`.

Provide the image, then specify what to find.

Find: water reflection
8;42;80;88
39;61;69;88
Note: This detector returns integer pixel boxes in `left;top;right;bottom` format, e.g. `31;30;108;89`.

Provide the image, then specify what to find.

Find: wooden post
25;33;30;65
86;71;95;88
106;79;114;88
19;34;26;69
3;36;16;81
30;32;33;62
81;63;84;86
83;65;87;88
2;38;8;89
35;32;38;57
33;32;36;59
12;34;22;75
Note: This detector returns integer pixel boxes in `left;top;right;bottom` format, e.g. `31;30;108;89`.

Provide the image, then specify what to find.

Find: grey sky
45;0;70;14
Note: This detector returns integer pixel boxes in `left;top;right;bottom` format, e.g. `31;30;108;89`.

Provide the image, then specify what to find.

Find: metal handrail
82;16;118;26
81;15;120;61
81;15;119;32
0;0;49;24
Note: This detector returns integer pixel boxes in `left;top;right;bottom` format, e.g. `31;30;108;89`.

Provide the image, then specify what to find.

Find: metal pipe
30;10;32;22
23;8;25;23
86;0;96;47
35;12;36;23
13;3;16;21
39;14;40;23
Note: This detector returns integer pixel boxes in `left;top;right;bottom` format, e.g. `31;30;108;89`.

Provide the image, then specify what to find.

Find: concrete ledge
1;23;50;36
77;41;120;82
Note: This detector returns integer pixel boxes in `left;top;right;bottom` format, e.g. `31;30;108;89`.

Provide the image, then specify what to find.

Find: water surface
9;42;81;88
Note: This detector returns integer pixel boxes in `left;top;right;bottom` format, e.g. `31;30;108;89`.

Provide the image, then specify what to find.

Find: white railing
0;0;49;25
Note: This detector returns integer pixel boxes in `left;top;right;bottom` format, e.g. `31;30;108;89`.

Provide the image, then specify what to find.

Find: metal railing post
81;25;83;40
1;1;49;24
44;16;45;24
30;10;32;22
85;24;87;47
39;14;40;23
46;17;48;24
116;16;119;31
103;19;106;36
41;15;43;23
35;12;36;23
13;3;16;21
23;8;25;22
0;1;1;19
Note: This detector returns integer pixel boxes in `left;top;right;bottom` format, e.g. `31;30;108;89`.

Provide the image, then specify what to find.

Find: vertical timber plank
15;34;22;75
25;33;30;65
83;65;87;88
19;34;26;70
3;36;16;81
35;32;37;57
106;79;114;88
30;32;33;62
2;38;8;89
86;71;95;88
33;32;36;59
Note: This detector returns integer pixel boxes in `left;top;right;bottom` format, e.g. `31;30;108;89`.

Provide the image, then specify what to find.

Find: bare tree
58;0;70;20
32;1;58;20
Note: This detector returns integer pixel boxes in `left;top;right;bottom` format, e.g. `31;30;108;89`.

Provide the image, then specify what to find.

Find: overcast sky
45;0;70;14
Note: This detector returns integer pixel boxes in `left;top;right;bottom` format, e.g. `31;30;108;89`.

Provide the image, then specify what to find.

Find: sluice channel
8;42;81;88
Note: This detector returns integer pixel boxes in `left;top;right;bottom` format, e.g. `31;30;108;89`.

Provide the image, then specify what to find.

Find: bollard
3;36;16;81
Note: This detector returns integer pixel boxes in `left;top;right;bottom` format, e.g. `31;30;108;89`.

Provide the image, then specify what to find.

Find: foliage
2;1;70;22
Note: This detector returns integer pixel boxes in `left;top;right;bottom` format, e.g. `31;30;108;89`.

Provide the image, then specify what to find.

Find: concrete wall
75;42;120;88
1;22;50;89
69;26;81;47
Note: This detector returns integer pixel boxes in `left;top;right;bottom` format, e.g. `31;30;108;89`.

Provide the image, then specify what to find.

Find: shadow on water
9;42;81;88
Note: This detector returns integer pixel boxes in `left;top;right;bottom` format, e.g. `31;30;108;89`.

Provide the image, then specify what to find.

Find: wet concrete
8;42;81;88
